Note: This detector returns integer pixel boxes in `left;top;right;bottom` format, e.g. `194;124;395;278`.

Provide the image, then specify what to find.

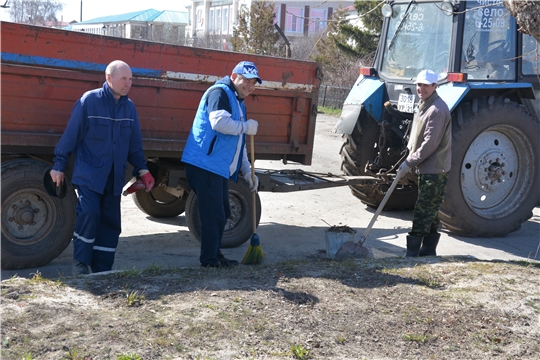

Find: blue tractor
335;0;539;237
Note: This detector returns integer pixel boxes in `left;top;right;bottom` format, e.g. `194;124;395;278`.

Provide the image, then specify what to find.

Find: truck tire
184;178;262;248
439;97;540;237
340;113;418;210
1;159;77;270
131;186;186;218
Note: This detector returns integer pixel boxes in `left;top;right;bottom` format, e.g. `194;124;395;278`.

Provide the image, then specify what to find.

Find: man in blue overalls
50;60;154;275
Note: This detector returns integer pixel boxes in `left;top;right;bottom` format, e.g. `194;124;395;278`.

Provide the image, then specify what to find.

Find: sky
0;0;191;23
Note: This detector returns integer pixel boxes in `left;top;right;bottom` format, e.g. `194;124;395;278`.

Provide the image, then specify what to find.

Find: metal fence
318;85;350;109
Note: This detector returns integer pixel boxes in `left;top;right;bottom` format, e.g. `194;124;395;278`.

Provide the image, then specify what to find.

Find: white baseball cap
415;70;438;85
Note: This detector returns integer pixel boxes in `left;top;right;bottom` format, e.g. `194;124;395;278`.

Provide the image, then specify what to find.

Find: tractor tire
1;159;77;269
340;113;418;210
132;185;186;218
184;178;262;248
439;97;540;237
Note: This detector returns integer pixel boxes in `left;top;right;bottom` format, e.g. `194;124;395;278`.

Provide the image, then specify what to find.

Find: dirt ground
1;114;539;359
1;256;539;359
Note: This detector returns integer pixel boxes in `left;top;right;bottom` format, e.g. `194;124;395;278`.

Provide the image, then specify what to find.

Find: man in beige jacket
399;69;452;257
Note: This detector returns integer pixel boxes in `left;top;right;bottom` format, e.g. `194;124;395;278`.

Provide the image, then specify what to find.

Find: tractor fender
437;82;536;113
333;76;385;134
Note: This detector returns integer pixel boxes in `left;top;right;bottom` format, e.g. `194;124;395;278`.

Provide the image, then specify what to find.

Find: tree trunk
504;0;540;42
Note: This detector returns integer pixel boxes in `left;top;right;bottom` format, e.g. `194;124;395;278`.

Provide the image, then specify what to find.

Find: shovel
338;170;406;256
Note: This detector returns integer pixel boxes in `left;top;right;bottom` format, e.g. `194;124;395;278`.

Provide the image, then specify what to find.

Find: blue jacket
53;82;148;196
181;77;247;181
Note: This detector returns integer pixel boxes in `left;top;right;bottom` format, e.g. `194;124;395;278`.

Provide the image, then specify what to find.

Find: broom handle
250;135;256;234
360;170;404;243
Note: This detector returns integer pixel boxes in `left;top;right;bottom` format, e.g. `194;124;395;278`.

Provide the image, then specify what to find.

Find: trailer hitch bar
255;168;389;193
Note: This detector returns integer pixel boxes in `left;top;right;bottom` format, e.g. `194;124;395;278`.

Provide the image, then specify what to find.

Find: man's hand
140;171;155;192
50;169;65;187
243;119;258;135
399;161;412;173
123;179;145;196
243;172;259;192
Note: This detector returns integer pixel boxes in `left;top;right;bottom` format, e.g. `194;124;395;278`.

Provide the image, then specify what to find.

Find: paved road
2;114;539;280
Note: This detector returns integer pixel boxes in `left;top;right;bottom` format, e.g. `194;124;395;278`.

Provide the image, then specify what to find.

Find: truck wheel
131;186;186;218
1;159;77;270
440;97;540;237
184;178;262;248
340;112;418;210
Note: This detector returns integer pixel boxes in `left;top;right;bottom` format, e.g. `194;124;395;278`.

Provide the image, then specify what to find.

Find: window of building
216;8;221;34
209;8;214;32
197;8;203;30
285;7;303;33
222;6;229;33
309;9;327;33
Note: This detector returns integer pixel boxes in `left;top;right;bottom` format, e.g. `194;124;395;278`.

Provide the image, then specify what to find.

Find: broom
241;135;264;265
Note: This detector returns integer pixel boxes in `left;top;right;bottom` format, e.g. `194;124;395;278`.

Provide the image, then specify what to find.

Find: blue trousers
185;163;231;266
73;171;121;272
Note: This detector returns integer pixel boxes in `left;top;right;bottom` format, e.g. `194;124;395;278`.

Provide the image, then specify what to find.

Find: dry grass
1;256;539;359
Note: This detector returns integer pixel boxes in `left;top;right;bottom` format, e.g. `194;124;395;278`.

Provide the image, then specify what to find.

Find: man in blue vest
50;60;154;275
182;61;261;268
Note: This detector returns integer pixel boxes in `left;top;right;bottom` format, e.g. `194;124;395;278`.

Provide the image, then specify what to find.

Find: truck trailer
1;21;322;269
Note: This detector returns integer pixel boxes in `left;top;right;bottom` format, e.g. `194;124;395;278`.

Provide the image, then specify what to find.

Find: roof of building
72;8;188;26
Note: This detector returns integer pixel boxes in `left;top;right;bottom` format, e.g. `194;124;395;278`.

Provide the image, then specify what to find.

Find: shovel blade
335;240;370;259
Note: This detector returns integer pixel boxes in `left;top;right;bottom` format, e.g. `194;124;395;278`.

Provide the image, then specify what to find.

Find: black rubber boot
405;235;422;257
419;233;440;257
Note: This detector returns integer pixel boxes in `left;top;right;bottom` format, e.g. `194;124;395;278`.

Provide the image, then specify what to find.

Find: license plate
397;93;415;113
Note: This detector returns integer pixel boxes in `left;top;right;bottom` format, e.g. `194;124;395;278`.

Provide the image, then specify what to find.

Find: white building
68;8;189;44
186;1;354;39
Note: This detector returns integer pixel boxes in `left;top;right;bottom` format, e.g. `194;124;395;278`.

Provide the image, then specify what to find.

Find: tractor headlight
441;0;455;16
382;4;393;18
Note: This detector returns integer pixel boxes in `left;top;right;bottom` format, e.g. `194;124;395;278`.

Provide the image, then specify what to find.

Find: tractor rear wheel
185;178;262;248
439;97;540;237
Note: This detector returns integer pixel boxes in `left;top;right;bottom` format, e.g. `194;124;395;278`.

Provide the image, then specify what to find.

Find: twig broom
241;135;264;265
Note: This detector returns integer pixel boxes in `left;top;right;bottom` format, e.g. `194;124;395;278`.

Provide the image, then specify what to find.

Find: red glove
123;179;145;196
140;171;155;192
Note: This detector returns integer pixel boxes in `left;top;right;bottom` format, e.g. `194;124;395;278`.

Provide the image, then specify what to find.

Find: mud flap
333;76;385;134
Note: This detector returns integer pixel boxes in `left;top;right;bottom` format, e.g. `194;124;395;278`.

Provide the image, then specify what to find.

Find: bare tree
192;33;230;51
504;0;540;42
9;0;63;26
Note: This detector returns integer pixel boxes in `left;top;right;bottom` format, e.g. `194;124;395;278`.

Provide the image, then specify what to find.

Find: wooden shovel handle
250;135;257;233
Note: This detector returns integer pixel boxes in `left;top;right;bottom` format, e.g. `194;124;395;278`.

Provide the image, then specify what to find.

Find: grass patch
115;267;143;278
526;299;540;313
142;263;163;276
117;355;141;360
124;290;145;307
317;106;341;117
403;332;432;343
291;344;311;359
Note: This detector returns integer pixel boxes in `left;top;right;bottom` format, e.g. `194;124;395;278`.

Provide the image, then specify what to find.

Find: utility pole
80;0;82;22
